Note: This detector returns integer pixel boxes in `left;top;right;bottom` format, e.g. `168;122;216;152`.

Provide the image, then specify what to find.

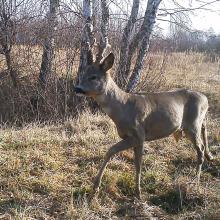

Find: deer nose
74;86;86;94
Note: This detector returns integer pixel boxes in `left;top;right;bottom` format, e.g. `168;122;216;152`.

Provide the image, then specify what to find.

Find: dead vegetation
0;52;220;219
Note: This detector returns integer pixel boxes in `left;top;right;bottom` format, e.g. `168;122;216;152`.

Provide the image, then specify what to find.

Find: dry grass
0;52;220;219
0;45;77;124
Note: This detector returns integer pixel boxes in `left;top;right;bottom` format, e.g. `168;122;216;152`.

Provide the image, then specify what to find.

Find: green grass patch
117;172;135;196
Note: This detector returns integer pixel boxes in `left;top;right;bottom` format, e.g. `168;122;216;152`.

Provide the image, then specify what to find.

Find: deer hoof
93;177;101;192
92;185;100;197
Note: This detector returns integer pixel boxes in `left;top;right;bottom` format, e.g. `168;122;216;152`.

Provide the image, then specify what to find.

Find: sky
109;0;220;35
157;0;220;35
192;6;220;33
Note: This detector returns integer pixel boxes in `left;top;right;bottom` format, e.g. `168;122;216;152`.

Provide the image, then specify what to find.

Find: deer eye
88;76;97;81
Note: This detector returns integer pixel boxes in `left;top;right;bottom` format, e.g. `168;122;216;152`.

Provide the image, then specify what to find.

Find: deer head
74;50;114;98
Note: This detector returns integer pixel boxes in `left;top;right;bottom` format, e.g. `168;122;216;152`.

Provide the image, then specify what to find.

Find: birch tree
77;0;161;92
116;0;140;88
39;0;59;85
126;0;162;92
77;0;110;81
95;0;110;63
115;0;162;91
76;0;95;82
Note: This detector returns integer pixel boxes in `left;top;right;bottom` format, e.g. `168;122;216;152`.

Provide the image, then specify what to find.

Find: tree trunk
126;0;162;92
116;0;140;88
76;0;95;83
5;49;17;87
0;0;17;87
95;0;110;63
116;0;161;90
39;0;59;86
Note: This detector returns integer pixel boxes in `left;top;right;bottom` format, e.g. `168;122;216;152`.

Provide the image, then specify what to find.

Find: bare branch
159;0;220;16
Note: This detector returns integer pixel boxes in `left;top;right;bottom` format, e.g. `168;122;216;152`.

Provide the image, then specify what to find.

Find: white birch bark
95;0;110;63
116;0;140;88
126;0;162;92
77;0;95;82
39;0;59;85
117;0;161;89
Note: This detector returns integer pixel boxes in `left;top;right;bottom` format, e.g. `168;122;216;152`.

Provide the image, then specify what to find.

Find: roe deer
74;51;214;198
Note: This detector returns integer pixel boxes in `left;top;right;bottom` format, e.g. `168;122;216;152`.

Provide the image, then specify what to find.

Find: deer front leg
93;137;135;192
134;144;144;199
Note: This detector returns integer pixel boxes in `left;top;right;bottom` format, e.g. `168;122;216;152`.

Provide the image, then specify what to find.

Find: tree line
0;0;219;123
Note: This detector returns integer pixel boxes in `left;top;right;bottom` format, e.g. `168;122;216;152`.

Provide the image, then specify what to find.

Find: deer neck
94;77;129;118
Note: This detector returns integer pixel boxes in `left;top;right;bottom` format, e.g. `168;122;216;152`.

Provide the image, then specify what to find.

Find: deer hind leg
134;144;144;198
185;128;205;184
201;120;214;161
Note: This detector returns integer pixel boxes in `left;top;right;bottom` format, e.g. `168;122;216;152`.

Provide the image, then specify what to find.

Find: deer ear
100;53;114;72
87;50;93;65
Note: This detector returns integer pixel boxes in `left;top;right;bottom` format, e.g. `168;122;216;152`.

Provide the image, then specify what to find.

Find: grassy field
0;52;220;219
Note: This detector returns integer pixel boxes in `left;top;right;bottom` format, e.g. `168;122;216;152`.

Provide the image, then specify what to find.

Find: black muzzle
74;86;86;94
